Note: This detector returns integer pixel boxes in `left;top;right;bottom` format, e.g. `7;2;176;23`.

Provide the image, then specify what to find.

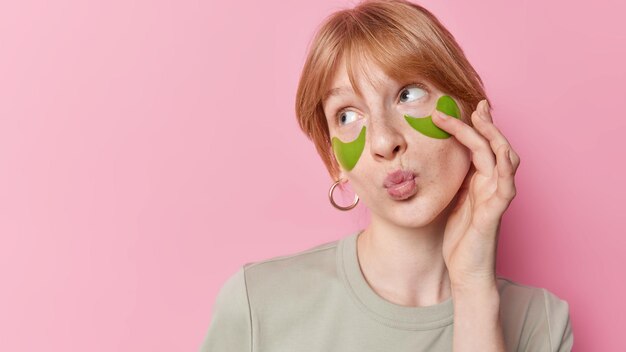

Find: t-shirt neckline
337;229;455;330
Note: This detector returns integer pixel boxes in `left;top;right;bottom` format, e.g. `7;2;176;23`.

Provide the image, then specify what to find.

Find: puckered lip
383;169;416;188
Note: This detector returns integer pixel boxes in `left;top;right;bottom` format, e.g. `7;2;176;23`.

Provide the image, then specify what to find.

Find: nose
368;112;407;162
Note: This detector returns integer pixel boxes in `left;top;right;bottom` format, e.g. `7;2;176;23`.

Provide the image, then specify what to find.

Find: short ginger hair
294;0;491;181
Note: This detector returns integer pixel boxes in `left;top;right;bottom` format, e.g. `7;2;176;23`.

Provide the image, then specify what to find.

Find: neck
357;210;451;307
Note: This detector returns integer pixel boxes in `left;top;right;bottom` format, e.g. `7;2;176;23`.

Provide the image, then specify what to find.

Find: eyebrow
322;86;353;104
322;78;430;106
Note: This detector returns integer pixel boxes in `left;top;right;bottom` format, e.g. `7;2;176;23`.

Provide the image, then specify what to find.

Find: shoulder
201;240;340;351
244;237;339;269
233;238;343;320
242;238;340;292
496;276;574;351
200;266;252;352
496;276;571;317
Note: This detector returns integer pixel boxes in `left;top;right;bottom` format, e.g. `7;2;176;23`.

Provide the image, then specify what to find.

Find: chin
380;195;448;229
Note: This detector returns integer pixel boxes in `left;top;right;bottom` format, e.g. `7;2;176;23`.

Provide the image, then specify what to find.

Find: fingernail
480;100;490;121
436;110;449;120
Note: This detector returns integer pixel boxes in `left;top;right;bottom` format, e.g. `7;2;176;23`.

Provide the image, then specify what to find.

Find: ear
338;170;348;183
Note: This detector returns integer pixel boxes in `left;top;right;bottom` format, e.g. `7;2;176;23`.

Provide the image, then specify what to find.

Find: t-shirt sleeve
524;288;574;351
198;266;252;352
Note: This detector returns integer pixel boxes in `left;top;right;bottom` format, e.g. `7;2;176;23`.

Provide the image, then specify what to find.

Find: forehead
322;56;391;104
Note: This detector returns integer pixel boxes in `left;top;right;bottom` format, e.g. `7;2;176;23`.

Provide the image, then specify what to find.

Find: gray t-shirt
200;230;573;351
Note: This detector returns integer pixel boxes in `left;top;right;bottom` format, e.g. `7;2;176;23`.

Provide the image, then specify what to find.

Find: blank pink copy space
0;0;623;350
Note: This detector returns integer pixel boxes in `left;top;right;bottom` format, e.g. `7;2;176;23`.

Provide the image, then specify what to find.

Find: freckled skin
331;96;459;171
324;55;472;231
404;95;461;139
332;125;367;171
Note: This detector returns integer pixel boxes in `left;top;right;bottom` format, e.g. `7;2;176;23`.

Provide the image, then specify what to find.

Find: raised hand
432;99;521;289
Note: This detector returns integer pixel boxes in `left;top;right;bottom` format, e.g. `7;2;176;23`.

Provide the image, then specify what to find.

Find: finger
433;109;496;177
472;100;521;174
460;163;476;192
487;144;517;212
509;148;521;173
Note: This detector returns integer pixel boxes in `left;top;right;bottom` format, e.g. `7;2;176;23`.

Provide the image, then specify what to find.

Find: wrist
451;281;501;313
451;284;505;352
450;273;498;294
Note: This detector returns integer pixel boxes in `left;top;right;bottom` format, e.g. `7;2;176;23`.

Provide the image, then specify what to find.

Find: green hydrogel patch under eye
331;125;366;171
404;95;461;139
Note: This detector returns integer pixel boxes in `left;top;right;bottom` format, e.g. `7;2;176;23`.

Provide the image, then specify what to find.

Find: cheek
421;142;470;186
437;145;472;188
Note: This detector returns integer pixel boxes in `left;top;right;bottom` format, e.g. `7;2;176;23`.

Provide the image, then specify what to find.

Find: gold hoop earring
328;179;359;211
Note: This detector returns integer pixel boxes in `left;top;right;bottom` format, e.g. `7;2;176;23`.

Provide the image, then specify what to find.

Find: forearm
451;282;506;352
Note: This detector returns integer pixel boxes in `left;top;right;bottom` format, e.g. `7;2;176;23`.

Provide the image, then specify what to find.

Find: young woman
201;0;573;351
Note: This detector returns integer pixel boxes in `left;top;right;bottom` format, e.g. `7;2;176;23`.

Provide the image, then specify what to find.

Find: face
322;56;472;228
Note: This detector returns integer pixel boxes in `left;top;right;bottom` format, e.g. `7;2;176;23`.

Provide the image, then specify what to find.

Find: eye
337;109;359;126
399;85;427;103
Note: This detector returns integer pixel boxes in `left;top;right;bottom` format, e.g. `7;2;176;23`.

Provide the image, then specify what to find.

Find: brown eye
399;86;427;103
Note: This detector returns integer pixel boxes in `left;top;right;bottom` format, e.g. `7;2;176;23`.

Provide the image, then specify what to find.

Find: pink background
0;0;623;350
